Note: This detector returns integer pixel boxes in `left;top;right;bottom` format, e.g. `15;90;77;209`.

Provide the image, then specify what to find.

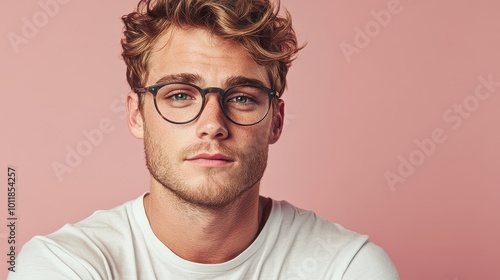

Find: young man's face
128;28;284;208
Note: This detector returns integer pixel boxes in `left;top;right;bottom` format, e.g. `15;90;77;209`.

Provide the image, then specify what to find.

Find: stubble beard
143;125;268;210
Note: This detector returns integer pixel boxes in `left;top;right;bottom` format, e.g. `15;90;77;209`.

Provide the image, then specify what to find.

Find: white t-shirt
9;194;399;280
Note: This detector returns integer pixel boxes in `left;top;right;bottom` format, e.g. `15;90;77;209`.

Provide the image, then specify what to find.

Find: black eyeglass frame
134;81;278;126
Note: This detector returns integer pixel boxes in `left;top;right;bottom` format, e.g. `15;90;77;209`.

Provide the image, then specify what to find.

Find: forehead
147;27;269;87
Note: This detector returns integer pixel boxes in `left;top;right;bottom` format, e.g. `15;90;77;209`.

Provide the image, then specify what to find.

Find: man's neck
143;182;271;264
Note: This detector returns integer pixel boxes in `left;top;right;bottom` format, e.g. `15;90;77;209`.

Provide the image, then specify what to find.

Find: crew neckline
132;192;282;273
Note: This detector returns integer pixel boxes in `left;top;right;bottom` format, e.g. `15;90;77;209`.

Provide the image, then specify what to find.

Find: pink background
2;0;500;279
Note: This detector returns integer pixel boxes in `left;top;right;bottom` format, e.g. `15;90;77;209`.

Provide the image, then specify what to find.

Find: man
10;0;399;279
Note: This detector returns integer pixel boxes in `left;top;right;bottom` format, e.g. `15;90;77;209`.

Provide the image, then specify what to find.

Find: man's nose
195;94;229;140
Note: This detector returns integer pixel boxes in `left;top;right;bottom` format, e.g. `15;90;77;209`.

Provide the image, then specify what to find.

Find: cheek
144;117;179;152
238;126;272;148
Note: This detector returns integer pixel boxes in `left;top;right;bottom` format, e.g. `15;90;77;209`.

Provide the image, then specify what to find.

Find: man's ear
269;99;285;144
127;92;144;139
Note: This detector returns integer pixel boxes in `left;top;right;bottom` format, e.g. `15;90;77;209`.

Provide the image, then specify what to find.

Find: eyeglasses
134;82;277;126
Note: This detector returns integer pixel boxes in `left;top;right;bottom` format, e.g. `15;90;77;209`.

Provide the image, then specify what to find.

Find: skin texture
126;27;284;263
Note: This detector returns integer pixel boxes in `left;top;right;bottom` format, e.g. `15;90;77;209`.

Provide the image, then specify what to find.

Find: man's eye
170;93;191;100
229;96;252;103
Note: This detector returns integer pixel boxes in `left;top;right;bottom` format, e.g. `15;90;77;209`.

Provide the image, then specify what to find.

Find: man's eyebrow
225;76;269;89
155;73;203;84
155;73;269;89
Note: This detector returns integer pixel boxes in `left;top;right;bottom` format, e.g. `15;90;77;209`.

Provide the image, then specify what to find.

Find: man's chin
160;175;256;210
182;175;235;193
169;184;246;210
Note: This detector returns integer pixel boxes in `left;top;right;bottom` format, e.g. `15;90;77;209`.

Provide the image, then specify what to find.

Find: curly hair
121;0;302;101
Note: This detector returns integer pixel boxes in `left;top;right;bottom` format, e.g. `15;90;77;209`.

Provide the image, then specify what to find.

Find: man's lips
187;153;234;161
185;153;234;168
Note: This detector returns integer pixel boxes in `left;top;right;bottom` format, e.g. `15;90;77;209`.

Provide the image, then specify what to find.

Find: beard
143;125;269;210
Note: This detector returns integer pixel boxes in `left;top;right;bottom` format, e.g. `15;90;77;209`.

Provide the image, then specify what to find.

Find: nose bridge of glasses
200;87;227;113
201;87;226;97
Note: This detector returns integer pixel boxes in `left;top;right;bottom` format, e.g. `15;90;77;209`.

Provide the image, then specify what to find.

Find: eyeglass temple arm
133;87;148;94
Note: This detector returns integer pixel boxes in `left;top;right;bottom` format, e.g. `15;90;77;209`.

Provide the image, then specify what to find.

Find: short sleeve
342;241;400;280
7;236;103;280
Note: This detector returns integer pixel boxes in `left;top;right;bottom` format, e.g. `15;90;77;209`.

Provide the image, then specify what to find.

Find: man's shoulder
48;193;143;243
268;199;369;262
266;200;399;279
9;194;145;279
272;199;366;241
